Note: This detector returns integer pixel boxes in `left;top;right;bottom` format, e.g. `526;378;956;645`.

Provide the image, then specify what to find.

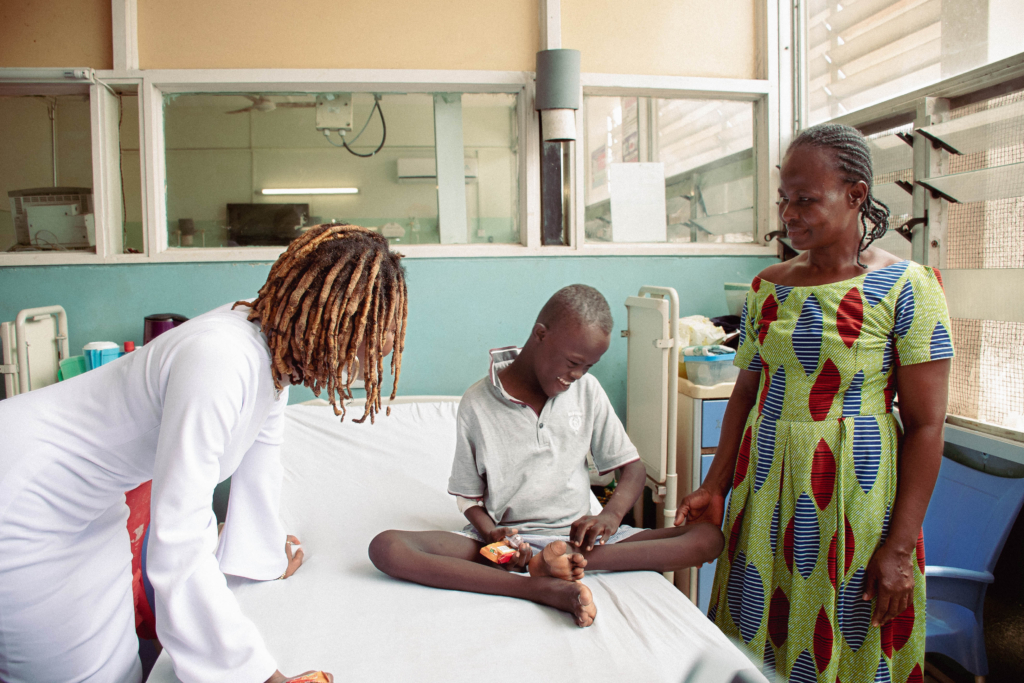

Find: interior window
162;91;519;248
583;96;755;244
0;88;95;254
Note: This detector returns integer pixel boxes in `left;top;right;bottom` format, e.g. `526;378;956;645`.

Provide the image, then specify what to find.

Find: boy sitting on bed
369;285;723;627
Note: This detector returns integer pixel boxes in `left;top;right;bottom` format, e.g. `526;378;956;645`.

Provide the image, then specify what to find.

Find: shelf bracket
895;180;914;195
916;128;963;156
915;180;961;204
895;212;927;242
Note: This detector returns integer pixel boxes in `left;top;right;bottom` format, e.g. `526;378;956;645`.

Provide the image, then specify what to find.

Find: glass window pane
583;96;631;242
462;93;519;244
163;92;440;248
941;89;1024;270
659;99;755;244
806;0;1024;125
163;91;521;249
118;89;144;254
583;95;755;244
950;319;1024;432
0;88;95;253
864;122;914;261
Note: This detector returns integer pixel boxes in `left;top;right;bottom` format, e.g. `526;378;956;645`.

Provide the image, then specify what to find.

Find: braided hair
789;123;891;267
234;224;408;423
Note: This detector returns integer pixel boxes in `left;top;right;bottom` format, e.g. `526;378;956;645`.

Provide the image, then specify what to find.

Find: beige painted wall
0;0;112;68
138;0;540;71
563;0;757;79
2;1;758;79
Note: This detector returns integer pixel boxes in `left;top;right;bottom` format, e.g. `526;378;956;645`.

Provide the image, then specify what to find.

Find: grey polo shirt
447;347;640;535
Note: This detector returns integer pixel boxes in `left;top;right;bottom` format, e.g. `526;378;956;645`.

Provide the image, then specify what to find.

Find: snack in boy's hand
289;673;330;683
480;540;517;563
479;533;524;564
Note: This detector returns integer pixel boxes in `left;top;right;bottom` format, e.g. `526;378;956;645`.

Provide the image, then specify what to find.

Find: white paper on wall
609;162;667;243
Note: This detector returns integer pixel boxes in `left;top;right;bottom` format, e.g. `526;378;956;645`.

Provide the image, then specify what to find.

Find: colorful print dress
707;260;954;683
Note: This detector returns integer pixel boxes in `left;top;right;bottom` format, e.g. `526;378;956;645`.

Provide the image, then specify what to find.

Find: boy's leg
533;522;724;575
368;530;597;626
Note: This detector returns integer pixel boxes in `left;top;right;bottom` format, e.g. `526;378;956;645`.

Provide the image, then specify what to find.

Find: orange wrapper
480;540;518;564
290;673;329;683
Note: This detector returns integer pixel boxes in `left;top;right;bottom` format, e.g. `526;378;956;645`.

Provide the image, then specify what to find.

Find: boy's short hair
538;284;614;335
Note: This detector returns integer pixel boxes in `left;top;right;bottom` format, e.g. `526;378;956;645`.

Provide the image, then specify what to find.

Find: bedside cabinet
674;377;733;613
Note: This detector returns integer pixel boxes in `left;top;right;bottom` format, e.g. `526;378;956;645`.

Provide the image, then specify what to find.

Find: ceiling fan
226;95;316;114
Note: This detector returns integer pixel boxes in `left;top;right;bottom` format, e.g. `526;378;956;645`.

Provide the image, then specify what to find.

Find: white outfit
0;303;289;683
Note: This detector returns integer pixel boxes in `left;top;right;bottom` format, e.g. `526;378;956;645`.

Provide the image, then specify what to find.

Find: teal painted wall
0;256;773;414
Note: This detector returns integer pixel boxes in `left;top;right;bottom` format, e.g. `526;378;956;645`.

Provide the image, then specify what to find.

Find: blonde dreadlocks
234;224;408;423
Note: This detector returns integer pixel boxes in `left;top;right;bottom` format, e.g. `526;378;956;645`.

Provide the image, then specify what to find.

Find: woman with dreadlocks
676;124;952;683
0;225;407;683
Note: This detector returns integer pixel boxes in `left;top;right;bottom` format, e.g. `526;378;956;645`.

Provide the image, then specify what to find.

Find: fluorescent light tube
260;188;358;195
0;68;94;81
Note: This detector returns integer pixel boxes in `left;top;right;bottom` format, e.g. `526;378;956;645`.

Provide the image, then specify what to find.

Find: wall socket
315;93;353;132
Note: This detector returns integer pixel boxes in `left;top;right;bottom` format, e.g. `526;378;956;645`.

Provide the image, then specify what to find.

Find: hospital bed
149;396;764;683
623;286;737;610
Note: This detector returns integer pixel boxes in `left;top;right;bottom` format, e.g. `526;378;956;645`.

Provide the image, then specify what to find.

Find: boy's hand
485;527;532;571
504;541;533;572
570;511;622;551
485;526;519;544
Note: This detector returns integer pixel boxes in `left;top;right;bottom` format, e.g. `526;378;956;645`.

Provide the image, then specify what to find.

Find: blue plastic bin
83;343;121;370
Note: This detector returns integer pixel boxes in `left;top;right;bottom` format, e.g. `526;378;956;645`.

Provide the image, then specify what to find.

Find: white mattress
150;400;763;683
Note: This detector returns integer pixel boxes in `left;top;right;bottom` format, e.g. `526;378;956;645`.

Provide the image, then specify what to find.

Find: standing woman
677;124;952;682
0;225;408;683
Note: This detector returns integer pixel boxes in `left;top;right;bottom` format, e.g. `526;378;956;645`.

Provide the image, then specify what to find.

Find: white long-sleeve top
0;303;288;683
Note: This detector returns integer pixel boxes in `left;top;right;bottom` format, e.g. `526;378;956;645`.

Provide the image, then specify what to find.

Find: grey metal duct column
536;49;580;245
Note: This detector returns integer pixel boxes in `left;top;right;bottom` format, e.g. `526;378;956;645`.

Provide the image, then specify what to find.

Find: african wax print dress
707;260;954;683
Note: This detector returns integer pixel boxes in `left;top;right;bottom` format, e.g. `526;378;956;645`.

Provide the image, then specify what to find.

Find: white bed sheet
150;401;763;683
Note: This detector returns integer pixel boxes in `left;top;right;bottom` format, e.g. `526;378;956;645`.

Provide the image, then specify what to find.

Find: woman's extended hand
282;535;304;579
675;486;726;527
862;543;916;627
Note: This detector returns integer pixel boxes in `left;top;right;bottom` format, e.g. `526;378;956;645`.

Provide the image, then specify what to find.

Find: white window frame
1;1;788;264
137;69;540;263
0;78;137;267
576;75;776;255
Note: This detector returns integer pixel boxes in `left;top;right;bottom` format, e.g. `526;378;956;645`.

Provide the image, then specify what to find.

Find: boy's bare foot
528;540;586;581
569;581;597;627
538;577;597;627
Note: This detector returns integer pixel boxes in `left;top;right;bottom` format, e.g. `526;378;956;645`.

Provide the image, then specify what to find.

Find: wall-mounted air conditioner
396;158;478;182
